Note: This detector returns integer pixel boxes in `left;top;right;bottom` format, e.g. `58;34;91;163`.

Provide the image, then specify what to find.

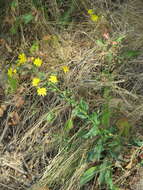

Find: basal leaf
96;39;104;47
76;111;88;119
46;112;55;123
30;41;39;54
8;76;18;92
80;166;98;186
79;99;89;112
64;119;73;132
122;50;140;59
83;126;99;139
101;109;111;128
90;112;100;126
22;13;34;24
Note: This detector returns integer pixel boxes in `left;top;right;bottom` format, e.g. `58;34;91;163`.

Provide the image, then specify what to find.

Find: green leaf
105;170;114;189
69;99;77;106
133;140;143;147
83;126;99;139
116;117;132;138
38;72;46;80
30;41;39;54
98;165;106;185
46;112;55;123
71;99;89;119
122;50;140;59
80;166;98;186
79;99;89;112
96;140;104;161
115;35;125;42
64;119;73;132
71;108;79;117
99;162;107;183
11;0;18;8
22;13;34;24
101;109;111;128
72;108;88;119
89;112;100;126
87;142;104;161
10;25;18;35
77;129;88;138
8;77;18;92
98;161;113;187
76;111;88;119
96;40;104;47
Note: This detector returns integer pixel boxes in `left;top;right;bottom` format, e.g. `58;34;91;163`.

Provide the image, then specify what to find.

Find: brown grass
1;0;143;190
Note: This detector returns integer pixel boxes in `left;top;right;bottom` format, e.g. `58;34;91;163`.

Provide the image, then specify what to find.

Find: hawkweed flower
7;67;17;77
18;53;27;64
32;78;40;87
49;75;58;83
13;69;17;74
90;14;99;22
33;58;42;67
62;66;69;73
87;9;94;15
37;87;47;96
7;68;13;77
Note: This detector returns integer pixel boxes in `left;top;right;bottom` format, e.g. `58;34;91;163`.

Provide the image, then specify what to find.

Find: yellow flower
7;68;17;77
33;58;42;67
13;69;17;74
18;53;27;64
88;9;94;15
37;87;47;96
7;67;13;77
32;78;40;87
62;66;69;73
90;14;99;22
49;75;58;83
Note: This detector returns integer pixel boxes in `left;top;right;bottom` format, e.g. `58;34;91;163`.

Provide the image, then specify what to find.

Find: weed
4;32;135;189
1;2;143;190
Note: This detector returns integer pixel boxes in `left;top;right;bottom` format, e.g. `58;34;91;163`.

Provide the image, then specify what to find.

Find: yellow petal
87;9;94;15
49;75;58;83
62;66;69;73
90;14;99;22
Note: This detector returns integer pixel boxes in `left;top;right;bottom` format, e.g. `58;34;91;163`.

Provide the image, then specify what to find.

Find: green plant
4;29;136;190
46;87;130;189
39;85;127;189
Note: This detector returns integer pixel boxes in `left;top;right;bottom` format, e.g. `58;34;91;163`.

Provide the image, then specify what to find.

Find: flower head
88;9;94;15
32;77;40;87
90;14;99;22
7;67;17;77
62;66;69;73
7;68;13;77
13;69;17;74
18;53;27;64
37;87;47;96
49;75;58;83
33;58;42;67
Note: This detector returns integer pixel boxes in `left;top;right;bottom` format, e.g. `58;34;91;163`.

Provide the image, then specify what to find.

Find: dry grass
1;0;143;190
